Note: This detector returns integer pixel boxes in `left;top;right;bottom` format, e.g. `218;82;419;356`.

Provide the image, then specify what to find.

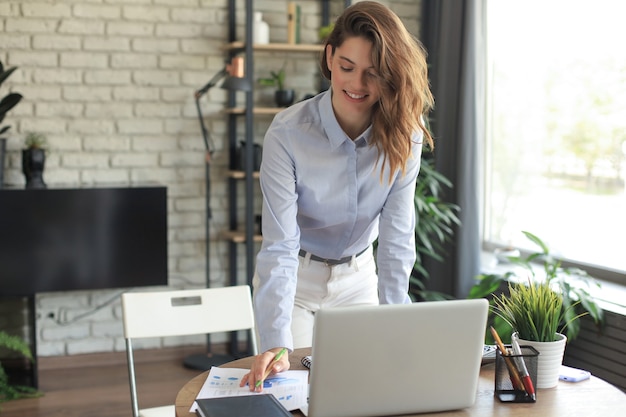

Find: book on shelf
287;2;301;44
195;394;292;417
295;2;301;44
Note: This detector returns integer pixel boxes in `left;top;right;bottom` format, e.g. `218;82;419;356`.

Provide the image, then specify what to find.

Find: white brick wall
0;0;421;357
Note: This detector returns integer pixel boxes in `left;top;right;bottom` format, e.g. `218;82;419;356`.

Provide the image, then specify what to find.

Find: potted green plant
258;65;294;107
0;331;41;407
493;278;569;343
22;132;47;189
409;154;461;301
493;277;571;389
0;61;22;137
0;60;23;188
471;231;604;342
318;24;334;42
24;131;47;149
471;231;604;388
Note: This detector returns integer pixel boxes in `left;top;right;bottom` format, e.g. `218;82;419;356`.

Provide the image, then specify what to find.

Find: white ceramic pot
512;332;567;389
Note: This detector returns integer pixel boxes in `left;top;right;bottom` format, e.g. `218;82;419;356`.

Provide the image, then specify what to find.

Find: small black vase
22;148;47;189
274;89;295;107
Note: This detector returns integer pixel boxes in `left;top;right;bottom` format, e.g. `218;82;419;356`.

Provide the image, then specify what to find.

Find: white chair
121;285;258;417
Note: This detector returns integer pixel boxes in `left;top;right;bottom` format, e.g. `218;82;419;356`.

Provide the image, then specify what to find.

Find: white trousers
291;247;379;348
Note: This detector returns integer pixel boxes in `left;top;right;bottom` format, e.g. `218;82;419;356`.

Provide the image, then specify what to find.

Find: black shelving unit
223;0;335;357
226;0;256;357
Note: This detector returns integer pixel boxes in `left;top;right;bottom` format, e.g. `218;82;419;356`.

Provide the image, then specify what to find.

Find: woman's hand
240;347;290;392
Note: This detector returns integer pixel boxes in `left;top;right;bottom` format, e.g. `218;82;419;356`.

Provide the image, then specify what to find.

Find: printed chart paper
190;367;309;412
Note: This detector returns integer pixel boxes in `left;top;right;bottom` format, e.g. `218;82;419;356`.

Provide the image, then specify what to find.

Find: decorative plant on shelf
22;132;48;189
258;67;286;91
258;64;294;107
24;131;47;150
469;231;604;344
318;24;334;42
409;153;461;301
0;331;41;406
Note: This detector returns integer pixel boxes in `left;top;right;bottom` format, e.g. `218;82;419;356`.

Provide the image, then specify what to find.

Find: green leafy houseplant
470;231;604;343
258;66;286;91
24;132;47;150
258;64;294;107
492;277;569;342
0;61;23;138
409;154;461;301
0;60;22;187
0;331;41;405
318;24;334;42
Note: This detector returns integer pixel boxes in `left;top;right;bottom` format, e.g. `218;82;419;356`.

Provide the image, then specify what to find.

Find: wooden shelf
226;41;323;53
222;230;263;243
228;170;260;179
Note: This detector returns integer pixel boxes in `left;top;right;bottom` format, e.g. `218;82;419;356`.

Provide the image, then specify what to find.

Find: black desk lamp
194;56;251;159
184;57;252;371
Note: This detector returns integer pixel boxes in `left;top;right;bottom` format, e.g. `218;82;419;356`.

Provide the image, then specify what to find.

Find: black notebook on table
195;394;291;417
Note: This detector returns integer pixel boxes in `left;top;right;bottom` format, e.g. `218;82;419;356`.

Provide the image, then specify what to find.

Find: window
484;0;626;283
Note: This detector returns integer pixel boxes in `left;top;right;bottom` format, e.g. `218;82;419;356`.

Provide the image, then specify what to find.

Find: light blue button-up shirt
254;89;422;352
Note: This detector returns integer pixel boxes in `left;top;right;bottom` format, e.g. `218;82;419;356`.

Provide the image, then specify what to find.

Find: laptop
304;299;489;417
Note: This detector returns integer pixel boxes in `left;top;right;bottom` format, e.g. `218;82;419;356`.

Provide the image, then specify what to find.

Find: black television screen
0;187;168;296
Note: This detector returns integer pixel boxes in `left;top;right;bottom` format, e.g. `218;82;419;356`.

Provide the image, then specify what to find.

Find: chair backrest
121;285;257;417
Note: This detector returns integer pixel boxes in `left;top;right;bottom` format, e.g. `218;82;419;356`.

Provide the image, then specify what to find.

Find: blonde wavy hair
319;1;434;180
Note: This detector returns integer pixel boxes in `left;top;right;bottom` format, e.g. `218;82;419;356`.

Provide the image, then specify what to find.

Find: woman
241;1;434;391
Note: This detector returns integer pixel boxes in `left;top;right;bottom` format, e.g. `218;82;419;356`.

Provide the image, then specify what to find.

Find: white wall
0;0;421;357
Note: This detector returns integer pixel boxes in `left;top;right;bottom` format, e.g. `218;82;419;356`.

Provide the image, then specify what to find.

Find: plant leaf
0;66;18;87
0;93;23;115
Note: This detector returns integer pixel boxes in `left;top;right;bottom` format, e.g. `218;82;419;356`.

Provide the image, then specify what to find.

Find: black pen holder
495;345;539;403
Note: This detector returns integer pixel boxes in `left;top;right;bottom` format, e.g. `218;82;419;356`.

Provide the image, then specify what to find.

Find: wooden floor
1;345;225;417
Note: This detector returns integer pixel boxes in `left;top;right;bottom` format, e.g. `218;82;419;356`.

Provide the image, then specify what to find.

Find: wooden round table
176;347;626;417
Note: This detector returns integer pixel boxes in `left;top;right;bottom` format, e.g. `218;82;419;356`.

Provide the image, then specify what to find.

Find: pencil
490;326;526;392
255;348;287;388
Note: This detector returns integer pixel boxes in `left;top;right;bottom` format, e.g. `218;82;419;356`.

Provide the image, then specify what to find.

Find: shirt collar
318;88;373;149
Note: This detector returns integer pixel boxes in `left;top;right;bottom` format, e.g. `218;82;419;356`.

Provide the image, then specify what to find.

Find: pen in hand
255;348;287;388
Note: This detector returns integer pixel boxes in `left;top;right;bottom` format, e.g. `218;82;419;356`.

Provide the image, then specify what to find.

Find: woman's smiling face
326;36;381;128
